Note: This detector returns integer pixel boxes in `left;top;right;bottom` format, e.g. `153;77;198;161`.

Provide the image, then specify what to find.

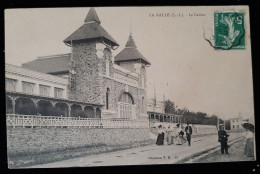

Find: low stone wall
7;127;151;157
193;124;218;135
6;124;219;168
7;127;152;168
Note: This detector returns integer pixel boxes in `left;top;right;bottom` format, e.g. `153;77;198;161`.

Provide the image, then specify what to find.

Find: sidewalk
27;132;245;168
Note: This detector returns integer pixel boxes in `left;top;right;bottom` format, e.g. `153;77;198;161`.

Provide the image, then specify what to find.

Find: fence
6;114;149;129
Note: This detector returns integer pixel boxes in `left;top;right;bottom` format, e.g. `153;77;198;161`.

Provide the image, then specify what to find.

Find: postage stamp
214;12;245;49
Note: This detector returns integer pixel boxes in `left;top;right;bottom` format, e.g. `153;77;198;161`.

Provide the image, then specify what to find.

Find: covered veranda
148;111;185;127
6;91;102;118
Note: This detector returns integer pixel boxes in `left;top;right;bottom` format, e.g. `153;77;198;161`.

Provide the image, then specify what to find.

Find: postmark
214;12;245;50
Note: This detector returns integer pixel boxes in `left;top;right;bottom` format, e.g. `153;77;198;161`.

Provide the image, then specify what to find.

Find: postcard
5;6;255;168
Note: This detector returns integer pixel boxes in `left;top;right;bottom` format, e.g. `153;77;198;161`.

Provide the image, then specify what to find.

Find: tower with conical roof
64;8;119;104
114;32;150;89
114;32;151;117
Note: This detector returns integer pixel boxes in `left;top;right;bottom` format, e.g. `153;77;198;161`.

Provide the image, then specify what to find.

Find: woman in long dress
244;129;254;157
166;125;174;145
156;125;164;145
176;124;186;145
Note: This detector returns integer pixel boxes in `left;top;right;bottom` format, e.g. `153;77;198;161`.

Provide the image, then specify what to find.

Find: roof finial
154;81;157;107
130;18;132;35
125;21;137;48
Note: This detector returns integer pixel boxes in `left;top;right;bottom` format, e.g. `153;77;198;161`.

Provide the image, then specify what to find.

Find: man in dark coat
218;124;229;154
185;122;193;146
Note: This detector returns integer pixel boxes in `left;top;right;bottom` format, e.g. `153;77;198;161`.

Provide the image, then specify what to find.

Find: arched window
119;92;134;119
106;88;110;110
119;92;134;104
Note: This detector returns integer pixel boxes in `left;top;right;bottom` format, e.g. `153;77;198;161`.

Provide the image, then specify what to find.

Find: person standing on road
244;129;254;157
156;125;165;146
176;124;186;145
218;124;229;154
166;125;174;145
185;122;193;146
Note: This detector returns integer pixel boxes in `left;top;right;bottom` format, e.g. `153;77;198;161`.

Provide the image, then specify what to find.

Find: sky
5;7;254;120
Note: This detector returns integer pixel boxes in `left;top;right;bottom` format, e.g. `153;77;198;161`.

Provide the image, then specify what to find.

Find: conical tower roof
114;33;151;65
84;7;101;24
125;33;137;48
64;8;119;48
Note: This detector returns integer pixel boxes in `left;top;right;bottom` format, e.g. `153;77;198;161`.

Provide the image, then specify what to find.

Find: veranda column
10;96;18;114
80;105;85;118
80;105;85;111
51;101;57;108
51;101;57;115
93;106;97;118
68;103;72;117
32;99;39;114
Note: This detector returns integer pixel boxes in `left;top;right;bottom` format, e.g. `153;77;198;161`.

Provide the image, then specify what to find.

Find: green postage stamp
214;12;245;49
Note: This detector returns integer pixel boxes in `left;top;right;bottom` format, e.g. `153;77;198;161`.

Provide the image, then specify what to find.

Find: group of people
156;122;193;146
156;122;254;158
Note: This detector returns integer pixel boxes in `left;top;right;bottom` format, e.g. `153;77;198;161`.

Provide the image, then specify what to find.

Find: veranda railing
6;114;149;129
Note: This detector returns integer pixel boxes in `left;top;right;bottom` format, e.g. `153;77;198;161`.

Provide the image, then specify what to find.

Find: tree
164;99;175;114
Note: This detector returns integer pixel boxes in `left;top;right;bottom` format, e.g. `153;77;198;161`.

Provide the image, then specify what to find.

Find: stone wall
69;40;103;104
103;77;117;111
7;127;151;157
102;77;147;118
68;39;148;119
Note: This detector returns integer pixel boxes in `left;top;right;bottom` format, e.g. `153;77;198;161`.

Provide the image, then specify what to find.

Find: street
28;132;245;168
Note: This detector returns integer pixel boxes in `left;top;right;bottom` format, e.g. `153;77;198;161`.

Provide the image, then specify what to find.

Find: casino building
5;8;151;123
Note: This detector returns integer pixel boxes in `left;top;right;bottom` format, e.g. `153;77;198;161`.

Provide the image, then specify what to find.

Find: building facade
146;98;184;127
230;117;243;130
6;8;150;121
